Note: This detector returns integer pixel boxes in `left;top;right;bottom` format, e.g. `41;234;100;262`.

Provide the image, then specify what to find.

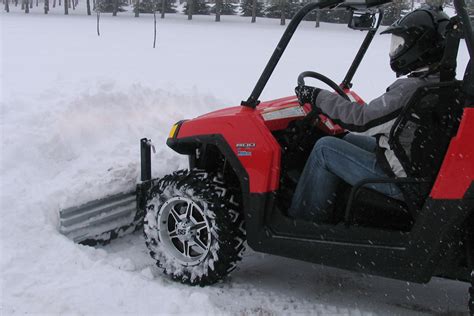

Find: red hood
194;96;304;131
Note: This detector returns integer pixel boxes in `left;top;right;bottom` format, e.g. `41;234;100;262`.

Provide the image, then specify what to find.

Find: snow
1;3;471;315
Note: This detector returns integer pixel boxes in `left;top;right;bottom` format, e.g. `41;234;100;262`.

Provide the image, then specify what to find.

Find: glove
295;85;321;106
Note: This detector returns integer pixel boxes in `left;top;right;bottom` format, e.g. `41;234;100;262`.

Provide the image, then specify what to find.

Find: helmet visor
389;35;405;57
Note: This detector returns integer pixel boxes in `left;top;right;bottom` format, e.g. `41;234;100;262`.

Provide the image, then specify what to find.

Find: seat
344;81;465;229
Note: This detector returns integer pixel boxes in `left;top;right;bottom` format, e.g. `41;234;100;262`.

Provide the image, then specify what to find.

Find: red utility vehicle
138;0;474;312
59;0;474;312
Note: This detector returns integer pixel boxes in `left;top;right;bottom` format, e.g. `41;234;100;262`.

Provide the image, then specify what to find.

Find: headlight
168;123;179;138
168;120;186;139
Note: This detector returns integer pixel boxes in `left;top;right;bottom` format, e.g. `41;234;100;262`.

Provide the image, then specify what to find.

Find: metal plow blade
59;191;140;245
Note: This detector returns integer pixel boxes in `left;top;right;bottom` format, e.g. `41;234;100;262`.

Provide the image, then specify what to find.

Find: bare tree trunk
44;0;49;13
5;0;9;12
280;0;285;25
59;0;61;6
24;0;29;12
86;0;91;14
112;0;117;15
187;0;192;20
97;11;100;35
15;0;17;6
153;10;157;47
21;0;24;8
134;0;139;17
52;0;55;7
72;0;75;10
29;0;32;9
64;0;68;14
36;0;38;7
315;9;320;27
251;0;256;23
160;0;165;18
68;0;71;8
215;0;221;21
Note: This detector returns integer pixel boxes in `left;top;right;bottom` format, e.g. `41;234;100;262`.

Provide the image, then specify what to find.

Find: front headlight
168;120;186;139
168;123;179;139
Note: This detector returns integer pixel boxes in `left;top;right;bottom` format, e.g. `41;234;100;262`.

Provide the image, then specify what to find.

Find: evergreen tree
98;0;127;12
382;0;410;25
305;8;350;24
240;0;264;17
137;0;156;13
184;0;209;15
158;0;175;13
265;0;301;19
210;0;235;15
468;0;474;15
136;0;175;13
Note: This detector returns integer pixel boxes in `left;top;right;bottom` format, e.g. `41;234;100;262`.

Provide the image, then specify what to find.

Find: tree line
3;0;471;26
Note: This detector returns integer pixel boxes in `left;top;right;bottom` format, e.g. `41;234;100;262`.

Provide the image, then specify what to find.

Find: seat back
389;82;464;197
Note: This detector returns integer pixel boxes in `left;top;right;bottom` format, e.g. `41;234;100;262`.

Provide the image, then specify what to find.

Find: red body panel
178;104;282;193
177;93;362;193
430;108;474;199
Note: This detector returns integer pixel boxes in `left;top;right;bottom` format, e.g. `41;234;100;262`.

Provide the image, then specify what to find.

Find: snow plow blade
59;191;141;245
59;138;154;245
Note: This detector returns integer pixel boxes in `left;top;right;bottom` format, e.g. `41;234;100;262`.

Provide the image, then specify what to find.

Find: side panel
245;193;473;283
177;107;281;193
431;108;474;199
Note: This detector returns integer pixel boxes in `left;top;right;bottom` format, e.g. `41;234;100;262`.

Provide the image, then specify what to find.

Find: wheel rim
158;197;212;266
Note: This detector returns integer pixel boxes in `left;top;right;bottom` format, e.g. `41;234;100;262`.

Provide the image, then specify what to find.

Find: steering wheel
297;71;350;101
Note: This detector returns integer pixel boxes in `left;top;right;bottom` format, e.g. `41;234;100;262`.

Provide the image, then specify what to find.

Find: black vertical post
141;138;152;181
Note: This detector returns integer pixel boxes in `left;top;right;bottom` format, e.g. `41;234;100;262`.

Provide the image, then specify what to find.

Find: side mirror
349;11;377;30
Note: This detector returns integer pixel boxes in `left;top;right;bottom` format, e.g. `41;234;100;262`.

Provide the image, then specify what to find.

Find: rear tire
143;169;246;286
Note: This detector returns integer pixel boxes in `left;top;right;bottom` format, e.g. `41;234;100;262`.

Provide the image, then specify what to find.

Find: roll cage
241;0;474;109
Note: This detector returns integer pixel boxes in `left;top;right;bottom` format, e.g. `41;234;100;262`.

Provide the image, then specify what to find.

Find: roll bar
242;0;473;109
241;0;344;108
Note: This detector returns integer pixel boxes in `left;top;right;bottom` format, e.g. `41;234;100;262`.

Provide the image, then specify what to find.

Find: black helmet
381;6;450;76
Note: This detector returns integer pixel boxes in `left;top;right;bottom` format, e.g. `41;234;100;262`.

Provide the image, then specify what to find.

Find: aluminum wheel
158;197;211;266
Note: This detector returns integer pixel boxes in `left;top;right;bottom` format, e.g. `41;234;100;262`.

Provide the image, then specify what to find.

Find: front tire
143;169;246;286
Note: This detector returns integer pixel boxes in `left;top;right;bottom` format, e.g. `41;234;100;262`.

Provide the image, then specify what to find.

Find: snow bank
1;5;470;315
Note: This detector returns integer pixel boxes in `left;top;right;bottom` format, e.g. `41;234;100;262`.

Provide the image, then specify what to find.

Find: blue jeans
288;134;404;222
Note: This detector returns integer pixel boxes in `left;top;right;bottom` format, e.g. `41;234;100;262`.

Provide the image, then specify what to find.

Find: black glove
295;85;321;106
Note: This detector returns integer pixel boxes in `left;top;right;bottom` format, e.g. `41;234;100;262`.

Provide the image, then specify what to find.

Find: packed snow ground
1;4;471;315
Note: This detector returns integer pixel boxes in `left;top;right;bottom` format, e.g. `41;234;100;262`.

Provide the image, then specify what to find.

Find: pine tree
240;0;263;17
137;0;156;13
158;0;175;13
184;0;209;15
382;0;410;25
215;0;221;21
467;0;474;15
265;0;301;20
134;0;139;16
210;0;235;15
98;0;127;13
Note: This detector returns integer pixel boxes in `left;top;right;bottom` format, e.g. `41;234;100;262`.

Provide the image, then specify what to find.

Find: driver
289;6;450;222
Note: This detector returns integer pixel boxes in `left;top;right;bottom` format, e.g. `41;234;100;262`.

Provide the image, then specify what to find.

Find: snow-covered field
1;4;471;315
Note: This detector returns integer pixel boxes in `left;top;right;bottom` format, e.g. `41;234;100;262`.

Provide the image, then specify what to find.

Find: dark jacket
315;74;440;177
